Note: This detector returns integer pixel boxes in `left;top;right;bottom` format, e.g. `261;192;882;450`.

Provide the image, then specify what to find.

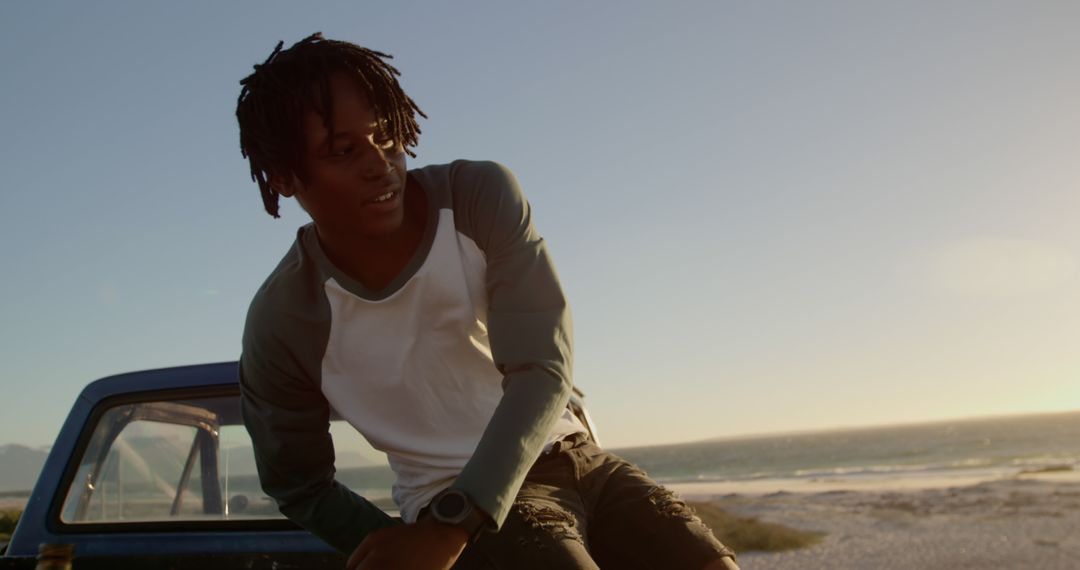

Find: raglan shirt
239;160;585;553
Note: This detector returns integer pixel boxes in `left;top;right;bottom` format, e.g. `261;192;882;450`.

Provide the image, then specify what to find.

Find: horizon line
610;406;1080;451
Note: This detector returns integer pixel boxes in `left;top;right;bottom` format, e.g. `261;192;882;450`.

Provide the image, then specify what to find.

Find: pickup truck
0;362;600;569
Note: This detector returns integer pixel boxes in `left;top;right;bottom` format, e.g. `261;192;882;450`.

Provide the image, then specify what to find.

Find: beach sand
673;471;1080;569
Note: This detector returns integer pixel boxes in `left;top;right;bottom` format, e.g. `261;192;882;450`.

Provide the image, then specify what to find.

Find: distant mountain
0;444;49;493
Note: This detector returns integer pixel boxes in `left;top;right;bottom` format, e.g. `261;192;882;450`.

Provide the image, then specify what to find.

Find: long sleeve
449;161;574;528
240;327;399;553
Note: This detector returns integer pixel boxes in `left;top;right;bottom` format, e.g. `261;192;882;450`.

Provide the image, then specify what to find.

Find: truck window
58;393;395;525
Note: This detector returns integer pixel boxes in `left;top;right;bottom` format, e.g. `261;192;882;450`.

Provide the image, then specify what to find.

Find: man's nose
360;142;393;180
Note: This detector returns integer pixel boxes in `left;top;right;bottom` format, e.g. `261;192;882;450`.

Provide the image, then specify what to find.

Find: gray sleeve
240;317;399;553
449;161;574;529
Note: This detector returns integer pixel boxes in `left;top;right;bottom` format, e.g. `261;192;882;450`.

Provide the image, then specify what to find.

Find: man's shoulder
410;159;513;179
243;225;330;345
412;160;531;252
410;160;520;200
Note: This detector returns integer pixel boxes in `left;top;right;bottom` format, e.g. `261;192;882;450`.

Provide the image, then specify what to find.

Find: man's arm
345;161;571;567
239;337;399;553
449;160;575;528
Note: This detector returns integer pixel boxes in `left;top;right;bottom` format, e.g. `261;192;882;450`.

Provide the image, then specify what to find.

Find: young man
236;33;739;570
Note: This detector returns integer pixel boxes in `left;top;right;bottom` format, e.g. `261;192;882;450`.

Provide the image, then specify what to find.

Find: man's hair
236;32;426;218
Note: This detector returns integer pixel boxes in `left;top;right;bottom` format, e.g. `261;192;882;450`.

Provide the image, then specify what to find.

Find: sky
1;1;1078;450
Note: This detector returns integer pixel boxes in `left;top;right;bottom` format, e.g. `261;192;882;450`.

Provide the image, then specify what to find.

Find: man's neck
317;178;427;291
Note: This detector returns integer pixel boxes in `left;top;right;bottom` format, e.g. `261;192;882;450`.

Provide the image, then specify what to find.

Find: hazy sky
1;1;1078;449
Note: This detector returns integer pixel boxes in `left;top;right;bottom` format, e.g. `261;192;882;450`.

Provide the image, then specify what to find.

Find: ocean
612;410;1080;487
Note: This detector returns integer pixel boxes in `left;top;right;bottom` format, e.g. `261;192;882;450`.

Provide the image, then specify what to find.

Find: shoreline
667;467;1080;499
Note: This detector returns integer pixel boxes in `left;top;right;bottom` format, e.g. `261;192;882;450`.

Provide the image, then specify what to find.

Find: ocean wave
1009;455;1080;468
791;464;935;478
654;455;1080;485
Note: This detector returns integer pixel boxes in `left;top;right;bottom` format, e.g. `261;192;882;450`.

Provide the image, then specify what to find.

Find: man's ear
269;173;305;198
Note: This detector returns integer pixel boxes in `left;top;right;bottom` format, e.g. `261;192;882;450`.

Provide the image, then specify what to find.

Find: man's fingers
346;532;381;570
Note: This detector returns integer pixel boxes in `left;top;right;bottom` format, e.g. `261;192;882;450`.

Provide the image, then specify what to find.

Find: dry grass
1018;464;1073;475
689;501;825;553
0;508;20;542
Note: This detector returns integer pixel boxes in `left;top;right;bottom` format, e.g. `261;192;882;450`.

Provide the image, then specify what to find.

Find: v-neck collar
303;171;439;301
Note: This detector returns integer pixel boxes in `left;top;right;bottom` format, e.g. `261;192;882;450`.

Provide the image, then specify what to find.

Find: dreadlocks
236;32;427;218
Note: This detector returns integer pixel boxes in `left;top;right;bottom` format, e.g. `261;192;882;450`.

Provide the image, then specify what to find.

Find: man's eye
332;145;354;156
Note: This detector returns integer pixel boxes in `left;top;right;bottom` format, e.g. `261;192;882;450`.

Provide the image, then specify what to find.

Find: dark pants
452;434;736;569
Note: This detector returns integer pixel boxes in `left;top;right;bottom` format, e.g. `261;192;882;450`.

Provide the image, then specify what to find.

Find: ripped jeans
451;433;737;569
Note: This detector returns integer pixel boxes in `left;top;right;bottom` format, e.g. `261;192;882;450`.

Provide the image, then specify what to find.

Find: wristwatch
427;487;489;540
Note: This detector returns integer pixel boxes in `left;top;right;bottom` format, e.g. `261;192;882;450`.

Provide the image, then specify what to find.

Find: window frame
48;385;299;534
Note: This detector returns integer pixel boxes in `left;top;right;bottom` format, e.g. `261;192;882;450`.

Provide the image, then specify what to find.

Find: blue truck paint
1;363;338;568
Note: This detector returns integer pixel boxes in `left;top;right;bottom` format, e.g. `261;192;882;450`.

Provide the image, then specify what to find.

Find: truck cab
1;362;599;568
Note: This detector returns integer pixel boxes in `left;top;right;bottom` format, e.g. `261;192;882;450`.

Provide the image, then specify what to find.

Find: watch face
437;491;467;518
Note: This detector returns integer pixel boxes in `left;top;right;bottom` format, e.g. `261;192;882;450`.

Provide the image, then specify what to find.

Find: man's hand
346;515;470;570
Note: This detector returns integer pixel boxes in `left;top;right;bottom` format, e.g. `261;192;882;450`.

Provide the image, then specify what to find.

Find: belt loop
547;431;587;455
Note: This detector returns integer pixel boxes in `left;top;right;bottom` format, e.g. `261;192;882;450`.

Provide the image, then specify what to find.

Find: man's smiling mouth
368;191;396;204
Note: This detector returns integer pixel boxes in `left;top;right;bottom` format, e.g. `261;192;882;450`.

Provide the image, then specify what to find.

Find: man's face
289;72;409;240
